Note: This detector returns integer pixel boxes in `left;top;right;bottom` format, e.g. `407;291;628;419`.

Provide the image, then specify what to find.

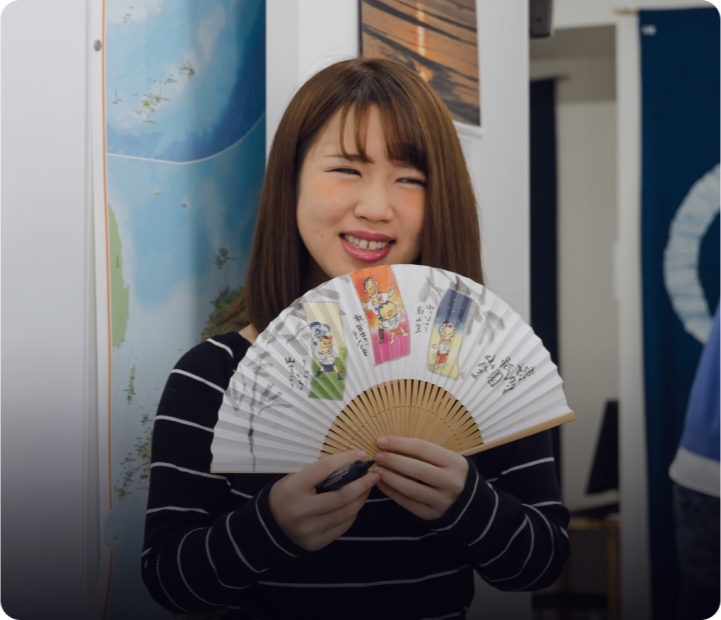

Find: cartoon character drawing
361;277;396;344
431;322;456;368
310;322;344;381
377;301;408;344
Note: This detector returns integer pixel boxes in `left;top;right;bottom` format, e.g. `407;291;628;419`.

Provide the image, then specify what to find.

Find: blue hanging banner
640;7;720;619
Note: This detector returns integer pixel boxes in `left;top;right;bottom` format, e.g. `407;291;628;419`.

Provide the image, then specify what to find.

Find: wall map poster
360;0;480;126
91;1;265;618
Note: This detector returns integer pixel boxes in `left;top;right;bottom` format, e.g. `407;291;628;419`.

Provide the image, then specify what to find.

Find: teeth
344;234;390;251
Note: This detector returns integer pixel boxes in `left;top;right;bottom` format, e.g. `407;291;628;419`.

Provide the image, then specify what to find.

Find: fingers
269;456;378;551
299;472;378;550
375;437;468;491
374;450;443;487
373;436;469;521
376;437;454;468
375;467;453;521
375;465;436;505
375;473;439;521
297;488;368;541
315;467;379;514
295;450;368;489
321;480;375;524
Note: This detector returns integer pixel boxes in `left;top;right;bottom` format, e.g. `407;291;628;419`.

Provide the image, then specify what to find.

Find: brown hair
226;57;483;333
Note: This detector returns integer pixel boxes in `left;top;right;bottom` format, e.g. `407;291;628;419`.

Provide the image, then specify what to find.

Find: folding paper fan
210;265;574;473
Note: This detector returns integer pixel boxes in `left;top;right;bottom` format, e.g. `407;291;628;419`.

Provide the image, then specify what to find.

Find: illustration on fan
310;322;345;381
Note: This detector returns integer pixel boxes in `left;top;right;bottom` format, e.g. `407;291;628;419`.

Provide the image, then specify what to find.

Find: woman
142;58;569;620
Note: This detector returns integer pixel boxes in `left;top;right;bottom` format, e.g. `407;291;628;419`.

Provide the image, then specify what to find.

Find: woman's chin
315;246;416;283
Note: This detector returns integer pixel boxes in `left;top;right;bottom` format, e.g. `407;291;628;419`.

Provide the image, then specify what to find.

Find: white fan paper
211;265;573;473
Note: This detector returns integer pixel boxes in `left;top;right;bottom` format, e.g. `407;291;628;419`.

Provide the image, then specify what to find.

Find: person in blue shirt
669;304;720;620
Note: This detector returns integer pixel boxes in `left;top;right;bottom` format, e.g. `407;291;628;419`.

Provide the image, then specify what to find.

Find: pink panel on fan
351;265;411;365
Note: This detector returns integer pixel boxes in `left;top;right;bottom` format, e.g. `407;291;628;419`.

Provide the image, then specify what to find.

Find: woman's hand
374;437;469;521
269;450;379;552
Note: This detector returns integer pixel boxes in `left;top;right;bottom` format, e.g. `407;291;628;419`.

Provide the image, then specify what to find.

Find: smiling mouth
341;233;392;251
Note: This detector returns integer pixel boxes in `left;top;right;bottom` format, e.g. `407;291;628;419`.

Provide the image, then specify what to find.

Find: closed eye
330;168;361;176
399;177;426;187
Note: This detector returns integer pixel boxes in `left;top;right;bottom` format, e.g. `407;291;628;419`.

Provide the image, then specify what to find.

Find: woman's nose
353;182;394;222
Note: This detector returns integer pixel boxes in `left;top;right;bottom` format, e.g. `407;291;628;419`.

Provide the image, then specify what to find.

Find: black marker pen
315;460;376;493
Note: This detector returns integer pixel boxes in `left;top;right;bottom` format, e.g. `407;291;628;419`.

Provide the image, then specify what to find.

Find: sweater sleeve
418;430;570;591
141;336;311;614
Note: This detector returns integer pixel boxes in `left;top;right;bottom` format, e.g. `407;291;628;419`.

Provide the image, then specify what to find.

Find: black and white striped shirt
143;332;570;620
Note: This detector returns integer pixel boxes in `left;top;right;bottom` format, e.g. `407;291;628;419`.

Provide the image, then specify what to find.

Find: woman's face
297;106;426;286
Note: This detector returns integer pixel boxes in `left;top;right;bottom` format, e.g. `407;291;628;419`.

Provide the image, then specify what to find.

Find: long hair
226;57;483;333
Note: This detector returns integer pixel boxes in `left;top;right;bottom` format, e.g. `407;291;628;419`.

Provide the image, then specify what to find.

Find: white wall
553;0;711;29
531;33;620;514
614;15;651;619
266;0;360;159
1;1;93;619
475;1;530;322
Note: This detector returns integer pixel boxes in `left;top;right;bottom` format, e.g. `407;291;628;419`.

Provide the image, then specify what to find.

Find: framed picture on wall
360;0;480;127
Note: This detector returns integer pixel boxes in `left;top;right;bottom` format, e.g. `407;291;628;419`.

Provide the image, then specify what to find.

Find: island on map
115;410;152;502
202;286;245;340
202;247;245;340
125;365;135;404
108;203;130;348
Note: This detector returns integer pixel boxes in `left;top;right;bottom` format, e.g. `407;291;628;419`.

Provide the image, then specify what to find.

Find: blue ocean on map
105;0;264;162
107;116;264;310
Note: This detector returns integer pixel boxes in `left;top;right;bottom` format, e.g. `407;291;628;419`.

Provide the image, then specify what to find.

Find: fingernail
375;452;385;463
375;468;384;477
377;437;388;448
357;451;367;460
370;473;380;484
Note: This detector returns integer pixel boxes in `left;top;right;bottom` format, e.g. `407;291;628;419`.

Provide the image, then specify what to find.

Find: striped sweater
143;331;570;620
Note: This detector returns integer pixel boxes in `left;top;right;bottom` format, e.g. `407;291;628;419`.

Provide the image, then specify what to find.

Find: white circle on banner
663;164;720;344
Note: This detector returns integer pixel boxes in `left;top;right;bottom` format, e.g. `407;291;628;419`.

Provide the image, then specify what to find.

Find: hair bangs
334;91;427;173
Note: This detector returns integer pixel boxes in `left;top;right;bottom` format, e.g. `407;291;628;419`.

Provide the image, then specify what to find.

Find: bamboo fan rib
210;264;574;474
321;380;482;458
